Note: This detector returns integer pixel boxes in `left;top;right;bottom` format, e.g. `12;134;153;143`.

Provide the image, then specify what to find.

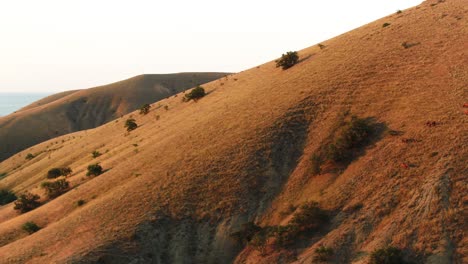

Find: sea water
0;93;51;117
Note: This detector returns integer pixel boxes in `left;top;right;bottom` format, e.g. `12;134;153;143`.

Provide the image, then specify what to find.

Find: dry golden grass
0;0;466;263
0;73;228;162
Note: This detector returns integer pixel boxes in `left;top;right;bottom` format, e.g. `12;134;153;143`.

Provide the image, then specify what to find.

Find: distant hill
0;73;228;161
0;0;466;263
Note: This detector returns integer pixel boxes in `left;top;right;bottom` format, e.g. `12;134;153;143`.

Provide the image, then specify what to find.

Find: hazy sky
0;0;422;92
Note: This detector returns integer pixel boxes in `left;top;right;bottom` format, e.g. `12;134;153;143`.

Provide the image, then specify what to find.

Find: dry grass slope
0;73;229;162
0;0;466;263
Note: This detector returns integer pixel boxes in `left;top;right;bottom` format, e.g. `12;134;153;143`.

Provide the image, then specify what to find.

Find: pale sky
0;0;422;92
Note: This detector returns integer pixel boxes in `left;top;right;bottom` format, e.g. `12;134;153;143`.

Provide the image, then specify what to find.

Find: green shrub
370;246;406;264
184;86;206;102
0;189;17;205
47;167;72;179
139;104;151;115
314;246;334;262
22;221;40;234
125;118;138;132
383;23;391;27
92;150;102;158
326;116;373;162
25;153;35;160
14;192;41;213
275;51;299;70
77;199;86;206
87;163;103;177
230;222;262;245
41;179;70;199
290;201;328;231
0;172;7;179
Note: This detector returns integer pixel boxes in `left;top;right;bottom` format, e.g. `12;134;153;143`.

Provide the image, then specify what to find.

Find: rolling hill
0;73;229;162
0;0;466;263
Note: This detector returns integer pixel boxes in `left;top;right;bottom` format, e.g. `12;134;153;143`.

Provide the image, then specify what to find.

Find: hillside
0;73;228;162
0;0;466;263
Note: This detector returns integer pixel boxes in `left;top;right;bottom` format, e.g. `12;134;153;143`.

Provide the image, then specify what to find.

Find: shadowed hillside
0;73;228;162
0;0;466;263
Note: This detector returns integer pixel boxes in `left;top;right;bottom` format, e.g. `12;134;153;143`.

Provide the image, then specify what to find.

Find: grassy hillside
0;73;228;162
0;0;466;263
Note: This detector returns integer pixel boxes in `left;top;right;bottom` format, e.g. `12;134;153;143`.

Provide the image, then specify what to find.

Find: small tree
0;189;17;205
87;163;103;177
276;51;299;70
14;192;41;213
139;104;151;115
184;86;206;102
22;221;41;234
41;179;70;199
125;118;138;132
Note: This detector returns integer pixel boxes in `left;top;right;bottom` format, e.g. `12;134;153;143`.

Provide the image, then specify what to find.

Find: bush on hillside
326;116;373;162
76;199;86;206
92;150;102;158
370;246;406;264
230;222;262;245
25;153;35;160
139;104;151;115
14;192;41;213
125;118;138;132
314;246;334;262
184;86;206;102
290;201;328;231
47;167;72;179
41;179;70;199
22;221;41;234
0;189;17;205
276;51;299;70
87;163;103;177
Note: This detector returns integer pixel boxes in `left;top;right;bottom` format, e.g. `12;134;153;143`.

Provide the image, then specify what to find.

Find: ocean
0;93;51;117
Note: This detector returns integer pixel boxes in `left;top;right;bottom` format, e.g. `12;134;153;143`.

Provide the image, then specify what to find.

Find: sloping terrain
0;0;466;263
0;73;228;162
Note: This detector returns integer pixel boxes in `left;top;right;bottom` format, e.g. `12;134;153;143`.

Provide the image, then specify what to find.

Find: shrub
139;104;151;115
326;116;373;162
275;51;299;70
290;201;328;231
87;163;103;177
47;167;72;179
370;246;406;264
25;153;35;160
14;192;41;213
383;23;391;27
314;246;334;262
125;118;138;132
22;221;41;234
92;150;102;158
47;168;62;179
0;189;17;205
0;172;7;179
60;167;72;176
396;10;402;14
41;179;70;199
77;199;85;206
230;222;262;245
184;86;206;102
